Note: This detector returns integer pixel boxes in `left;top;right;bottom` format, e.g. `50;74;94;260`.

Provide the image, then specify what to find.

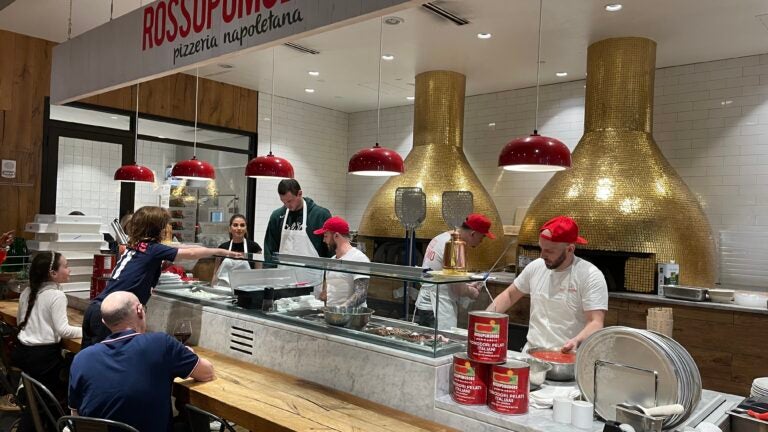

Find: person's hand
467;282;482;299
561;339;578;353
0;231;14;248
228;251;243;259
319;286;327;302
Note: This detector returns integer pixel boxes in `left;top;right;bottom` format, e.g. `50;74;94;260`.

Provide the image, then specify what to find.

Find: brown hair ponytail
19;251;61;330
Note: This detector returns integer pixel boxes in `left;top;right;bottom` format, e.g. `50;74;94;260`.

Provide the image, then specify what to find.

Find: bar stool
57;416;139;432
184;404;237;432
20;372;64;432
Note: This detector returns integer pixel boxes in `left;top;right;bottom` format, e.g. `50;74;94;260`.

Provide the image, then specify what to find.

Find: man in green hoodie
263;179;332;262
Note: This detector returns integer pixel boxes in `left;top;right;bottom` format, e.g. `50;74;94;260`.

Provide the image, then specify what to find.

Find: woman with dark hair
213;214;262;284
13;251;81;430
81;206;243;348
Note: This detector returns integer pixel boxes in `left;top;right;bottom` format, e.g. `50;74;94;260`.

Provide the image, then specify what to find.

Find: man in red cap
313;216;371;307
488;215;607;353
415;213;496;330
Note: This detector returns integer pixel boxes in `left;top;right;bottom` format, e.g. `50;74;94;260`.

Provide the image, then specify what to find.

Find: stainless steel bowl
526;347;576;381
323;306;375;330
510;356;552;389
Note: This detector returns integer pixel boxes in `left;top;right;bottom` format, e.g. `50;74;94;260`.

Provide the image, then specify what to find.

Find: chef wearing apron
214;214;262;287
487;216;608;353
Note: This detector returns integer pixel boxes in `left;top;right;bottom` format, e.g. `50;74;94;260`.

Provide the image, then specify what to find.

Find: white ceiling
1;0;768;113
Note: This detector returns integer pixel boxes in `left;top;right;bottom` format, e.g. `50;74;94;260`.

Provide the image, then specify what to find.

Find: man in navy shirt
69;291;215;432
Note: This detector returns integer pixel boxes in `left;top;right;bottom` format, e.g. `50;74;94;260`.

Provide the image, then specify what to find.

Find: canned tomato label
468;311;508;363
488;360;530;415
90;276;110;300
451;353;490;405
93;254;116;278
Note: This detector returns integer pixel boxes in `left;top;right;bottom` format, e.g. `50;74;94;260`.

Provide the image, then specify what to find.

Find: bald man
69;292;214;432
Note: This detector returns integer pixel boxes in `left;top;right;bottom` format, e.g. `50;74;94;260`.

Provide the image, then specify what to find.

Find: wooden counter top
0;300;456;432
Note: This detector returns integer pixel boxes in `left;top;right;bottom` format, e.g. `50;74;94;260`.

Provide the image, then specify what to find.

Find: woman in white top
13;251;81;410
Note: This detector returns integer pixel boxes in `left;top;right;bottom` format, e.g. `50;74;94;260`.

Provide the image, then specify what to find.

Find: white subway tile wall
134;139;179;209
346;53;768;239
56;137;121;223
252;94;349;247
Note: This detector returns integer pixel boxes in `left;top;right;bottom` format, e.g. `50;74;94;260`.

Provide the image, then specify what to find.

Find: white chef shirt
17;282;82;345
326;247;370;307
514;257;608;349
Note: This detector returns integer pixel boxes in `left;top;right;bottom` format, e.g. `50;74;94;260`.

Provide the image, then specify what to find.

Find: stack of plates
751;377;768;399
576;327;702;429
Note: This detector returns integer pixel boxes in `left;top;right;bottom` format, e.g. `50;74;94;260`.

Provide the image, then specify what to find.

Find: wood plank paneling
0;30;14;111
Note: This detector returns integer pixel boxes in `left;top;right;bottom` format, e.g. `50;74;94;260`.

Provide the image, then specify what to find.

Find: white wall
346;53;768;242
252;94;349;247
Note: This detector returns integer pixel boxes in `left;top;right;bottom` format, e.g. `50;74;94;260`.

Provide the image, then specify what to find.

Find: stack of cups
553;398;594;429
451;311;532;415
647;307;673;337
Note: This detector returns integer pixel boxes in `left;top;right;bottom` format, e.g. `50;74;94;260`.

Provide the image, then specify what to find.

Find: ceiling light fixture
556;72;568;77
605;3;623;12
308;71;319;76
498;0;572;172
170;68;216;181
382;54;395;61
348;18;404;177
304;88;315;93
114;0;154;183
406;96;415;101
477;33;492;39
245;48;295;179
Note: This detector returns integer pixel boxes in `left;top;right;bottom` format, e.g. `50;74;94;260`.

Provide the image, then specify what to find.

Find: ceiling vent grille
421;2;470;26
229;325;254;356
283;42;320;55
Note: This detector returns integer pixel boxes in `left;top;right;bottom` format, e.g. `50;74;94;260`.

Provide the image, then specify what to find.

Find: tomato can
451;353;490;405
487;360;530;415
468;311;508;363
90;276;110;300
92;254;116;278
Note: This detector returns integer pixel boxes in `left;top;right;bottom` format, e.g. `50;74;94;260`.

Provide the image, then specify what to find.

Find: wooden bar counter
0;300;456;432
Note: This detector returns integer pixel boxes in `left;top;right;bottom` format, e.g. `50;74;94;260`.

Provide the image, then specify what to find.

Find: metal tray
663;285;708;301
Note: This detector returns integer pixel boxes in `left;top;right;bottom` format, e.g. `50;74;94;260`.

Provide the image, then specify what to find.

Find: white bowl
733;291;768;309
708;289;734;304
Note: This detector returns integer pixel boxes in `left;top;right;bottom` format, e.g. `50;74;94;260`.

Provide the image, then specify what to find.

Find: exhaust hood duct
358;70;505;270
518;37;716;289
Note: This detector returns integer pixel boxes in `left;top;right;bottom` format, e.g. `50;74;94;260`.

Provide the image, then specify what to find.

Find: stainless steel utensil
441;191;473;229
394;187;426;319
663;285;708;301
526;347;575;381
111;218;129;244
510;355;552;389
323;306;375;330
615;406;663;432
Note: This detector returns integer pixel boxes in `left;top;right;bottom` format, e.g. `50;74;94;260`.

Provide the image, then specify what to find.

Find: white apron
213;240;251;288
278;200;323;294
525;264;579;351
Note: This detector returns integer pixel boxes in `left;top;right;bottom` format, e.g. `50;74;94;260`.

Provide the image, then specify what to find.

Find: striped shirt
97;242;178;304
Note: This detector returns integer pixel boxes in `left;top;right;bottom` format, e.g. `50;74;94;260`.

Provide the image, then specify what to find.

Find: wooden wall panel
80;73;258;133
0;31;54;236
486;281;768;396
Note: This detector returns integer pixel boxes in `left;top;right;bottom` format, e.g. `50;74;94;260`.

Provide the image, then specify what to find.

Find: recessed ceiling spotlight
218;63;235;69
109;116;118;120
158;135;165;139
305;88;315;93
384;16;404;25
556;72;568;77
406;96;415;101
721;100;733;105
605;3;623;12
477;33;492;39
382;54;395;61
263;117;270;121
308;71;320;76
488;122;496;127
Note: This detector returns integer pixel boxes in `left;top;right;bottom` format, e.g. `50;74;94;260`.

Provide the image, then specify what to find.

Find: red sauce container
487;360;530;415
451;353;491;405
90;276;110;300
468;311;508;363
92;254;116;278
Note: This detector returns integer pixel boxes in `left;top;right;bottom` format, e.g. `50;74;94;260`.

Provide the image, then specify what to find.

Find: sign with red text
51;0;416;104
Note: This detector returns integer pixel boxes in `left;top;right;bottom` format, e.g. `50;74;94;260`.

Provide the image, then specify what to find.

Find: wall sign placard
51;0;416;104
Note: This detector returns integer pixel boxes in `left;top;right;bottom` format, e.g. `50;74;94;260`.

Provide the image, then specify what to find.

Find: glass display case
154;252;488;357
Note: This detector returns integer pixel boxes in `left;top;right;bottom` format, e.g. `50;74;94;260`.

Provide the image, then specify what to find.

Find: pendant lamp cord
193;67;199;156
534;0;543;134
375;17;383;146
67;0;72;40
133;0;142;164
269;48;276;154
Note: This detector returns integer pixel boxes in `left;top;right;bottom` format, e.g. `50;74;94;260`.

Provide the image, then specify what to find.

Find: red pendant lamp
172;68;216;181
348;17;404;176
245;48;295;179
498;0;571;172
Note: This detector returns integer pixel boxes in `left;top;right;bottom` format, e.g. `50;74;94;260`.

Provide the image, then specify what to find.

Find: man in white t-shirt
314;216;370;307
415;213;496;330
488;216;608;353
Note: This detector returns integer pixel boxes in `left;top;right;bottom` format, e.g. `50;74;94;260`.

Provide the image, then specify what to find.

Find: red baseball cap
539;215;587;245
313;216;350;235
463;213;496;239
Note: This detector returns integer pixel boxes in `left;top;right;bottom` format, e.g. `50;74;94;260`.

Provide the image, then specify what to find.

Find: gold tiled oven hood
358;70;505;270
518;37;716;290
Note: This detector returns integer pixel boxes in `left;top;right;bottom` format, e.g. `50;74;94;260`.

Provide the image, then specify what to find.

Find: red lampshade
113;163;155;183
348;143;404;176
498;132;572;172
170;156;216;180
244;152;295;179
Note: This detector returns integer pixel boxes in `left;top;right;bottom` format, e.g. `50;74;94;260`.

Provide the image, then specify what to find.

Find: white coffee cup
553;397;573;423
571;400;594;429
